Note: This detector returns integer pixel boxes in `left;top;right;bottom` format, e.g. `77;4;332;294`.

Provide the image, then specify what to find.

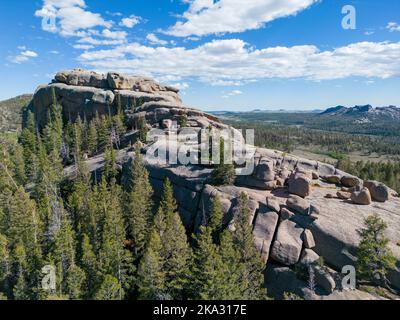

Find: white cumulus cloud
165;0;318;37
35;0;111;37
120;15;141;28
78;39;400;85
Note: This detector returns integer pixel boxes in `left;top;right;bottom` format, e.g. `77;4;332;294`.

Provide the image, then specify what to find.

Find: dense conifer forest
0;92;266;300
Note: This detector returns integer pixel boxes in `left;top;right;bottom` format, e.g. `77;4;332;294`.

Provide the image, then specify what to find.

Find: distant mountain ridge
320;104;400;122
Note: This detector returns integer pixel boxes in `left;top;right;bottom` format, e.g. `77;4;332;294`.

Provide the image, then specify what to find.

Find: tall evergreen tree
80;233;98;298
103;144;118;183
4;187;41;257
154;179;192;299
66;264;86;300
208;194;224;243
95;114;111;152
94;274;122;300
218;229;243;299
11;244;29;300
51;205;76;297
0;233;10;297
97;179;133;298
210;137;235;186
86;120;98;156
137;229;165;300
126;147;153;258
20;111;37;179
233;192;266;300
191;225;226;300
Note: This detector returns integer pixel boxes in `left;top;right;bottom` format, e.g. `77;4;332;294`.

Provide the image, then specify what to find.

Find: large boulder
116;90;182;107
253;207;279;263
280;208;295;220
254;158;275;182
266;196;281;213
32;83;115;128
303;229;316;249
108;72;167;92
286;195;310;215
364;180;391;203
323;175;341;184
351;188;372;205
55;69;108;88
288;172;311;198
314;266;336;294
299;249;320;265
270;219;304;265
337;191;351;200
341;175;361;188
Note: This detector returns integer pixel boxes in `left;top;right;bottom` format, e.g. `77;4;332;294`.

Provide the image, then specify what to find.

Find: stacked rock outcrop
30;69;223;132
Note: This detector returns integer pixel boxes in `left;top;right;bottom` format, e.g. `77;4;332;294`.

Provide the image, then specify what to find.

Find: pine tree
357;214;396;287
97;179;133;298
66;264;86;299
20;111;37;179
4;187;41;256
80;233;98;297
11;244;29;300
0;233;10;297
72;120;90;182
7;141;26;186
87;120;98;156
211;138;235;186
191;226;226;300
113;95;126;145
154;179;192;299
95;114;110;152
208;194;224;243
137;229;165;300
94;275;122;300
51;207;76;297
72;117;83;162
218;229;243;299
126;148;153;258
233;192;266;300
103;144;118;182
136;116;148;143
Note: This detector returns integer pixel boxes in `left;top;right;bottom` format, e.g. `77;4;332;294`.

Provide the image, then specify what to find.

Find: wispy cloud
146;33;169;46
9;49;38;64
165;0;318;37
386;22;400;32
222;89;243;98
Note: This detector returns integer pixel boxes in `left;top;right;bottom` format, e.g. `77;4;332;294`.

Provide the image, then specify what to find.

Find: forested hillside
0;95;32;132
0;92;266;300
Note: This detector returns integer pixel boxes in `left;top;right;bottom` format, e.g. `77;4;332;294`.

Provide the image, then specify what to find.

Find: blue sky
1;0;400;111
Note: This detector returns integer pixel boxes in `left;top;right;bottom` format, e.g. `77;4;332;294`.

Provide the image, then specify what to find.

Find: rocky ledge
34;69;400;300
